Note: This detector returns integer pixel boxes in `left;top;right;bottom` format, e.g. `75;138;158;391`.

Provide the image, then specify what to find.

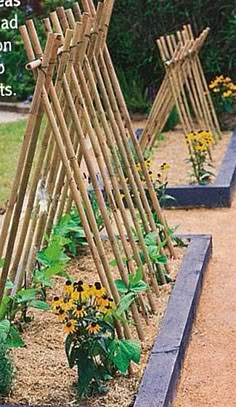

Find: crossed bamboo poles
140;25;221;151
0;0;175;341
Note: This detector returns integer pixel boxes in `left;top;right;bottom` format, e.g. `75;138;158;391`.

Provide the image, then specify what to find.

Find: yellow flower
87;322;101;334
60;297;74;312
159;162;170;171
223;90;232;98
90;282;107;298
58;308;68;322
135;163;141;171
72;281;90;302
73;304;86;318
51;296;62;308
213;87;220;93
63;280;73;296
64;320;77;335
144;158;152;168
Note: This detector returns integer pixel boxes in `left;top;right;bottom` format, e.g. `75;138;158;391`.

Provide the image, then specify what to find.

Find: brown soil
164;198;236;407
132;120;231;186
4;243;185;407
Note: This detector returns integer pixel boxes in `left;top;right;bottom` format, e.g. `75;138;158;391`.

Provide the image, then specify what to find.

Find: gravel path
164;197;236;406
0;110;28;123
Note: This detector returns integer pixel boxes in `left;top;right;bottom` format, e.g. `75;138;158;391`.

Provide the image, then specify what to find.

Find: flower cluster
135;159;170;186
52;280;115;335
185;130;214;153
209;75;236;115
185;130;214;185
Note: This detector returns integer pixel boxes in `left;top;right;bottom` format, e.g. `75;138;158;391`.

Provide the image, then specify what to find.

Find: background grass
0;120;26;205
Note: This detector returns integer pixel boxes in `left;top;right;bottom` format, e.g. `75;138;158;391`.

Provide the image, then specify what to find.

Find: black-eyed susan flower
73;304;86;318
60;297;74;312
63;280;73;296
58;308;68;322
90;282;107;298
159;163;171;171
64;320;77;335
51;296;62;308
87;322;101;334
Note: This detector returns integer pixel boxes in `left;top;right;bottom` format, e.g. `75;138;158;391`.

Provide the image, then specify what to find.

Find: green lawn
0;120;27;205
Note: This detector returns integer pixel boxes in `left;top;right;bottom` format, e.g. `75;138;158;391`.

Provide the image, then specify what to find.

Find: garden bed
133;121;236;208
0;234;212;407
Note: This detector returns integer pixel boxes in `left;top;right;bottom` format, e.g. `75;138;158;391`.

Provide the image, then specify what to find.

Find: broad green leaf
130;281;148;294
29;300;50;311
16;288;37;303
156;255;168;264
6;326;25;348
108;338;141;375
115;279;128;294
0;258;4;268
43;263;65;279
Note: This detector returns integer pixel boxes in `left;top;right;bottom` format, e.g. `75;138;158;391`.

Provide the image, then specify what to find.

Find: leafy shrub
0;340;13;397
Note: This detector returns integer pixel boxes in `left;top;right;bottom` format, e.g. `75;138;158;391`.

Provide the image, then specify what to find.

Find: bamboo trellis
140;25;222;151
0;0;175;341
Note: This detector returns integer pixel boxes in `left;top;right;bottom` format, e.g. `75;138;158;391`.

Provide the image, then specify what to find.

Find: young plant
141;232;170;284
52;280;141;399
0;339;13;397
185;130;215;185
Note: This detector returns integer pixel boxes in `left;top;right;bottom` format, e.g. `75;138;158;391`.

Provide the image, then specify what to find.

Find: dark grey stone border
163;131;236;208
0;234;212;407
133;234;212;407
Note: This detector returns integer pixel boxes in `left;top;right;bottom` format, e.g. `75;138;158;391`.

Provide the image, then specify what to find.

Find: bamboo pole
0;32;62;302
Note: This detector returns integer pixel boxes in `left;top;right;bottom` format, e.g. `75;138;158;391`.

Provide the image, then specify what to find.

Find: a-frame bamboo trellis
140;24;222;151
0;0;175;341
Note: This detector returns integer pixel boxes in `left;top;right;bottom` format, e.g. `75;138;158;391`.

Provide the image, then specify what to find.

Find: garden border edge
133;233;212;407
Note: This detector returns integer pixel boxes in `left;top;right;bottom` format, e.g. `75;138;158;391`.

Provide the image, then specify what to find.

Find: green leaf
29;300;50;311
16;288;37;303
128;266;143;287
115;279;128;294
116;292;135;316
0;297;12;320
108;338;141;375
156;255;168;264
130;280;148;294
5;277;14;290
0;258;4;268
0;319;10;342
5;326;25;348
109;259;117;267
43;263;65;279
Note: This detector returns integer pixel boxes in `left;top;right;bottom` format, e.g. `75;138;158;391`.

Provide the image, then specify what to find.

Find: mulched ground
4;243;185;407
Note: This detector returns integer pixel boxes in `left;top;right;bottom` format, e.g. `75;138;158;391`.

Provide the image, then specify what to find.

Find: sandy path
0;110;28;123
163;197;236;406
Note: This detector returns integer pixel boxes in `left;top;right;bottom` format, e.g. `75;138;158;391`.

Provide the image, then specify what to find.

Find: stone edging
133;234;212;407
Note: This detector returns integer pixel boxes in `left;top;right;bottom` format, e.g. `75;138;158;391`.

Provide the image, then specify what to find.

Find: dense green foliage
1;0;235;112
0;340;13;397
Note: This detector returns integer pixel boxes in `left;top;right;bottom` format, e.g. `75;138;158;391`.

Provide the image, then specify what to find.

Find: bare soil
4;243;185;407
132;120;231;186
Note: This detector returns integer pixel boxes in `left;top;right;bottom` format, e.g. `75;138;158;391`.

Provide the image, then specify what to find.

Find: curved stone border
133;234;212;407
0;234;212;407
163;131;236;208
